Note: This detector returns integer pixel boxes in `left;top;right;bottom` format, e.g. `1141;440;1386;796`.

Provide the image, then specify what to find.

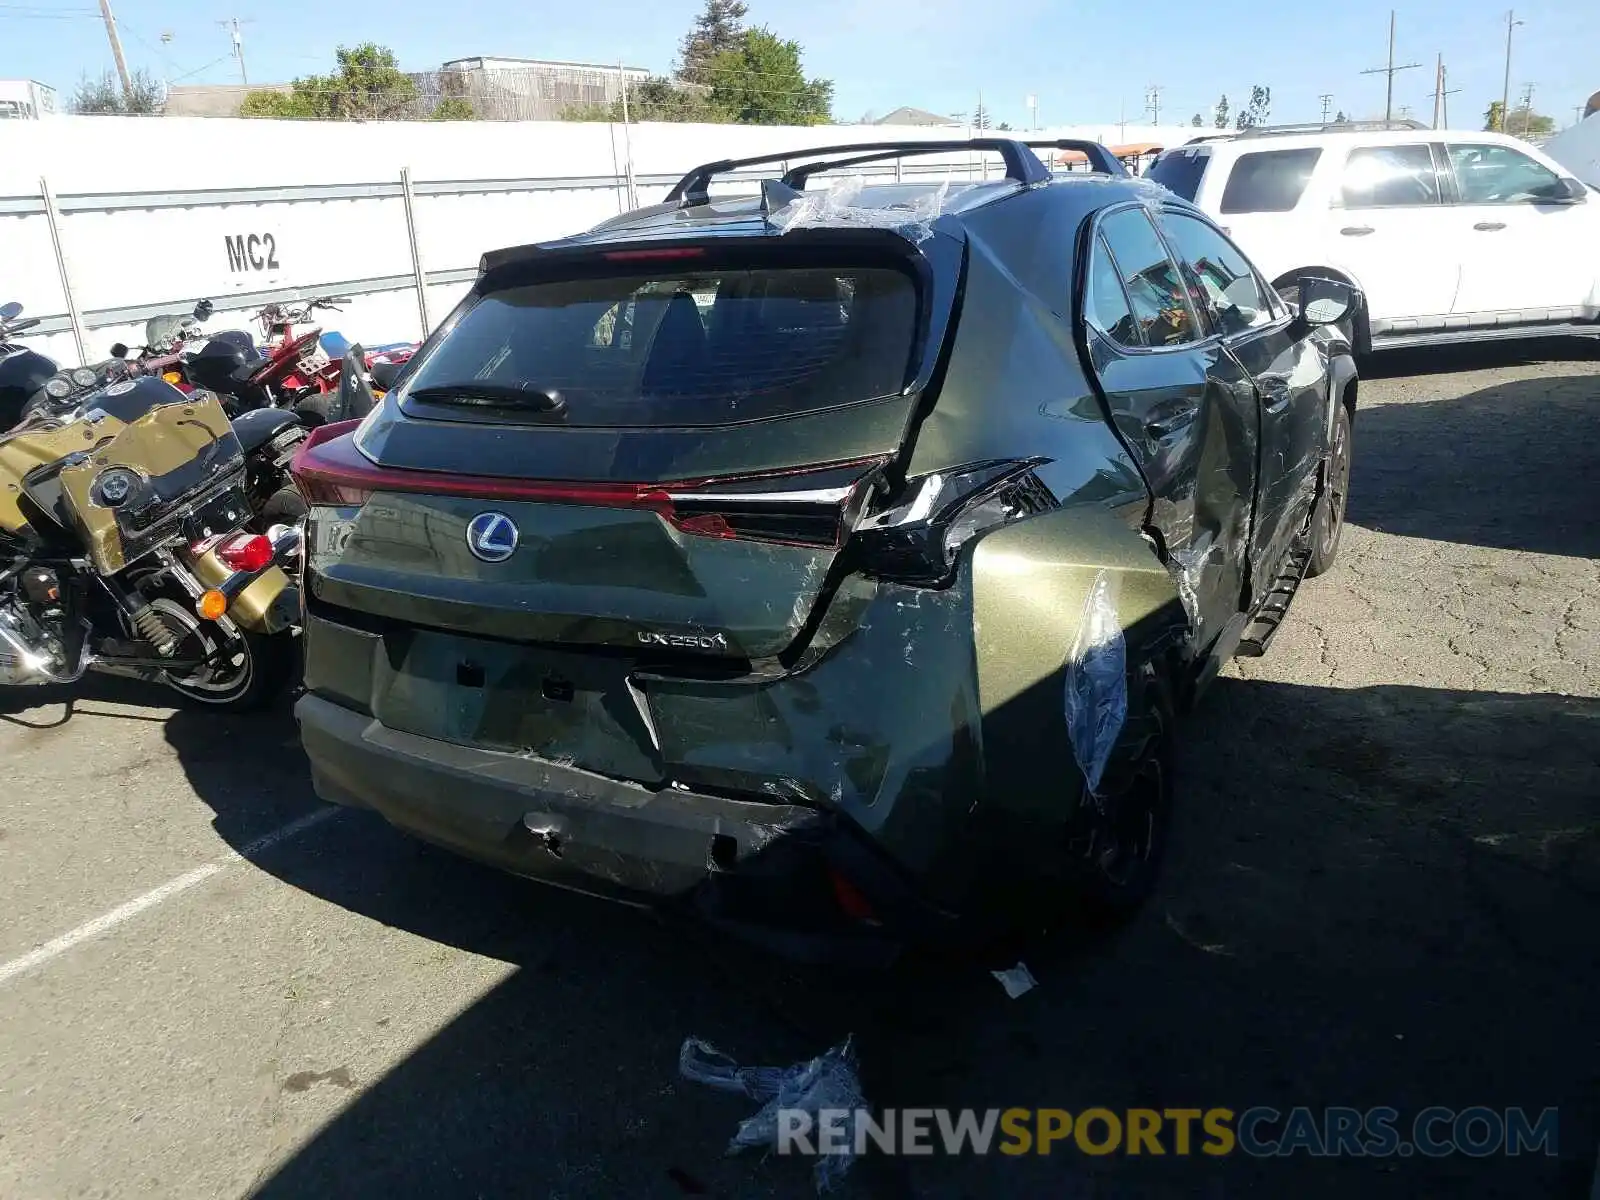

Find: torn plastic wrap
769;174;949;244
1167;544;1206;634
1063;570;1127;796
679;1035;865;1192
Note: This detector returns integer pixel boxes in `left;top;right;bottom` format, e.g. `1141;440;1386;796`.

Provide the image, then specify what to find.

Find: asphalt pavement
0;343;1596;1200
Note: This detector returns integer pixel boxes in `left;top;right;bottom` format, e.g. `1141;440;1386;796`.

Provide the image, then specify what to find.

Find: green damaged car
291;138;1358;963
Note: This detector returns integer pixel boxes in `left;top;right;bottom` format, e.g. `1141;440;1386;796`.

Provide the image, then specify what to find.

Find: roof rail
1236;118;1428;137
664;138;1053;206
1022;139;1131;176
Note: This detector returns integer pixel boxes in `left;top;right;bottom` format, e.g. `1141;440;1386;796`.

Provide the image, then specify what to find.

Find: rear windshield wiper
408;383;567;417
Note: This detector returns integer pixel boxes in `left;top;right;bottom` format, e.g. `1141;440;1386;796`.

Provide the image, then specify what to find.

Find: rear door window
1097;208;1202;347
1218;148;1323;214
1147;148;1211;200
1339;144;1441;208
404;263;918;427
1085;233;1143;347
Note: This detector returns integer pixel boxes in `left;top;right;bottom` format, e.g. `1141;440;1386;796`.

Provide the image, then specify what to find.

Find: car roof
548;171;1170;254
1189;127;1534;155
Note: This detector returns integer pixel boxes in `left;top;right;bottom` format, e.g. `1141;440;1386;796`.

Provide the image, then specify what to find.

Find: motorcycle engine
0;575;67;686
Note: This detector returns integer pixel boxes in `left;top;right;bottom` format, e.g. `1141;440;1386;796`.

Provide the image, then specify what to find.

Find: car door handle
1339;225;1375;236
1144;408;1197;440
1473;221;1507;232
1261;380;1293;414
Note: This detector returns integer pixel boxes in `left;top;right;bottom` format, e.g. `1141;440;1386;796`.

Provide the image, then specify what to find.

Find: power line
1318;93;1333;122
1361;9;1422;123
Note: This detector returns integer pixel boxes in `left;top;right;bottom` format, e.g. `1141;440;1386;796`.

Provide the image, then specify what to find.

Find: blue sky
2;0;1594;130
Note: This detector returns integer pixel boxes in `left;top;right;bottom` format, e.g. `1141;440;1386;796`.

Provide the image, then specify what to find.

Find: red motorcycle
253;296;417;413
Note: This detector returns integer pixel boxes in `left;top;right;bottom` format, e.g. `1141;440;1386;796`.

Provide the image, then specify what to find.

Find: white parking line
0;806;342;988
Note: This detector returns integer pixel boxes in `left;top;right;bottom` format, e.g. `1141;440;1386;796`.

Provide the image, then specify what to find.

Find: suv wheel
1307;398;1352;577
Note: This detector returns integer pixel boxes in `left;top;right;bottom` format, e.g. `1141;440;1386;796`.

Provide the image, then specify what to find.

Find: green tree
1235;84;1271;130
239;88;316;118
71;68;163;114
705;28;832;125
1190;112;1203;127
1213;94;1230;129
242;43;418;121
678;0;749;85
1487;100;1554;136
431;97;477;120
1335;109;1348;123
995;120;1013;131
972;101;992;131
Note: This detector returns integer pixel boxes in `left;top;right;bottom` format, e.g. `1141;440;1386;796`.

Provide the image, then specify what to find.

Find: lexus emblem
465;511;518;562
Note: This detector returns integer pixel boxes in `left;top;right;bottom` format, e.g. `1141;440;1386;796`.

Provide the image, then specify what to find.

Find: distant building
874;106;961;128
437;57;652;121
164;83;290;118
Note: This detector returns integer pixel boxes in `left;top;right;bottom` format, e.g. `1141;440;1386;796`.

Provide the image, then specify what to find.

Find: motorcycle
1;301;309;532
0;360;300;710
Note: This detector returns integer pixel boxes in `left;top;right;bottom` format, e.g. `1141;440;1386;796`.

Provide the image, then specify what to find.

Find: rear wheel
1060;668;1175;920
142;596;294;712
1306;398;1352;578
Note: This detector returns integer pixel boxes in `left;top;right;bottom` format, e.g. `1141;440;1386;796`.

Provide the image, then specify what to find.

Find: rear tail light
214;532;274;572
291;423;883;548
850;459;1056;586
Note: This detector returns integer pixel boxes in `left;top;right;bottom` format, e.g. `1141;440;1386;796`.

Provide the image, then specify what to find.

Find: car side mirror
1293;276;1357;328
109;343;128;359
193;299;214;321
1557;176;1589;202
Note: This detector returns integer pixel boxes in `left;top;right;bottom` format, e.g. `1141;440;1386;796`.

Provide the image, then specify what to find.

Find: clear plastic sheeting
1063;570;1127;796
769;174;949;244
1168;544;1206;632
679;1035;865;1192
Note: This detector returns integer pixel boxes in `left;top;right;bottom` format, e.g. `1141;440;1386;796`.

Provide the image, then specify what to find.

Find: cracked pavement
0;346;1596;1199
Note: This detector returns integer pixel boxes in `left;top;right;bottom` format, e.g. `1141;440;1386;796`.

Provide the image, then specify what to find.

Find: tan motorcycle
0;371;300;710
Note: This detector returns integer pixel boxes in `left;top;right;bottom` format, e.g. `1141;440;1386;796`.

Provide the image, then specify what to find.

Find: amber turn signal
197;590;228;621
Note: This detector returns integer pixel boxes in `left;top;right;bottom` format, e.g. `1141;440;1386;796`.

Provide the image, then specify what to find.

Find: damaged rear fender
967;505;1187;845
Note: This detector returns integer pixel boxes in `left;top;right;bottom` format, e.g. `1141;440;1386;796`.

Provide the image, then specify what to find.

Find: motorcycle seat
369;360;404;391
232;406;303;455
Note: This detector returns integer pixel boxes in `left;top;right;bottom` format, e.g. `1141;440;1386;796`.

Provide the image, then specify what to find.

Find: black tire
1060;668;1176;921
1307;398;1353;578
257;484;307;528
292;395;332;427
142;596;296;712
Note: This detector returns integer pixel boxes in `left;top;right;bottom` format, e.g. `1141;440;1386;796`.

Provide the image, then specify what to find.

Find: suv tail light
850;460;1056;585
291;422;883;548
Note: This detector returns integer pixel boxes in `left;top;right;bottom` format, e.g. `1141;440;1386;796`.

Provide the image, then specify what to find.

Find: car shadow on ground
159;670;1600;1200
1358;339;1599;382
1348;369;1600;558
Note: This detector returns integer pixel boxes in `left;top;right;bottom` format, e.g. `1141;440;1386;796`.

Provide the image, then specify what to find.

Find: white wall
1;115;1194;366
1545;114;1600;188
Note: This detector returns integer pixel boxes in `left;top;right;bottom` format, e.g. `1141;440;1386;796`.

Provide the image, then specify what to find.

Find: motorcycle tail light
215;532;274;572
849;460;1057;587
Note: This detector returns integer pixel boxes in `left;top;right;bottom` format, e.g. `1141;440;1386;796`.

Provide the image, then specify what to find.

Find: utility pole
1517;82;1534;136
1145;84;1163;126
96;0;134;103
1437;61;1460;128
1500;10;1522;131
1361;10;1422;123
1318;93;1333;123
1431;55;1442;128
1026;93;1038;131
219;17;248;85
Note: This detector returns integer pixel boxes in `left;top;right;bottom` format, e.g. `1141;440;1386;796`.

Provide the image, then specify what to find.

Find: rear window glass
1146;149;1209;200
404;264;918;427
1340;145;1440;207
1218;148;1322;213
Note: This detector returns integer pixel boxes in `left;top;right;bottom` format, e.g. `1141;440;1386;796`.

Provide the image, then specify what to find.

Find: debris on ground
679;1034;865;1192
991;961;1039;999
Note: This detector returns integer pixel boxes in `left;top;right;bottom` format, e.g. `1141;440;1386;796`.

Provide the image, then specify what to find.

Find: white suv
1147;123;1600;354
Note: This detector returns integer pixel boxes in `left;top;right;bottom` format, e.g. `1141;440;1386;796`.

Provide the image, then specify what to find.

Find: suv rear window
1218;148;1322;213
1147;148;1210;200
403;264;918;427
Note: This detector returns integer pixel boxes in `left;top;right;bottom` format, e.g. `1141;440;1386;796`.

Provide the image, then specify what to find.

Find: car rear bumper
296;691;950;965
